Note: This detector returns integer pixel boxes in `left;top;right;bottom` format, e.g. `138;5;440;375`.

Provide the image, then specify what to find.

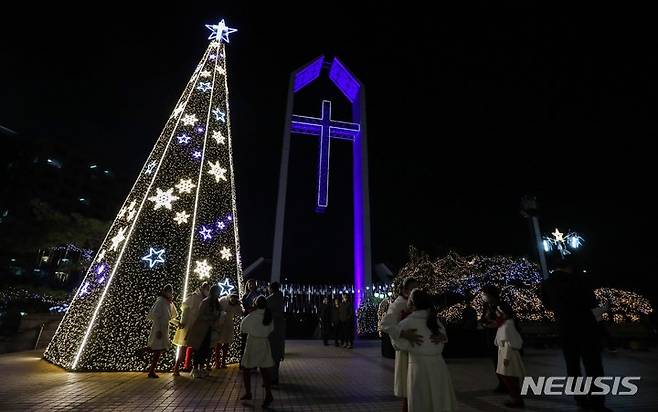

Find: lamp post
520;195;549;280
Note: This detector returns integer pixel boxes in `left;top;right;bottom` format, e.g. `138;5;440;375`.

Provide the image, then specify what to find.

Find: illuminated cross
291;100;360;211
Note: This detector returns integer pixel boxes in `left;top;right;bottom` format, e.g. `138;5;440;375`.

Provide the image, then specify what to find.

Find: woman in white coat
379;277;418;407
145;284;178;378
494;305;526;408
240;295;274;408
390;289;457;412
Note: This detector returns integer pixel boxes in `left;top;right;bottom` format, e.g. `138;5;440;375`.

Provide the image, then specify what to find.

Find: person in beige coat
186;285;223;378
213;292;242;368
240;296;275;408
142;284;178;378
494;305;526;408
172;282;209;375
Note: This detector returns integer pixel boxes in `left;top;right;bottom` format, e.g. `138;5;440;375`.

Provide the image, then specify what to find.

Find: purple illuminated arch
273;56;372;312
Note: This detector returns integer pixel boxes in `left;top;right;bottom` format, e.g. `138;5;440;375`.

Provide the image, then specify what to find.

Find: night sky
2;6;656;298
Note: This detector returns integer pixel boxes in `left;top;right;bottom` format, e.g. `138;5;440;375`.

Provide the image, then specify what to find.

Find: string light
44;22;244;371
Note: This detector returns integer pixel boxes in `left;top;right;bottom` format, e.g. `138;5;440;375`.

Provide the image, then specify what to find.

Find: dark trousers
498;374;522;403
341;321;353;345
562;332;605;407
194;328;212;368
321;321;332;344
239;333;247;368
381;332;395;359
333;322;342;344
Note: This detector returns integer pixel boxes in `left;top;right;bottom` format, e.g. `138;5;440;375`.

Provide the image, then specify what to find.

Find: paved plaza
0;340;655;411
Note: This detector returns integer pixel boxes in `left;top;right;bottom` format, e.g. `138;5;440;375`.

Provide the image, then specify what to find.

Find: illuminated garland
595;288;653;323
366;248;654;330
393;248;542;298
44;20;244;371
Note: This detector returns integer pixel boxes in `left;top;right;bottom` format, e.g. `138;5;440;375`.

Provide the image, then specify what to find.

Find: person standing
172;282;209;375
339;293;354;349
542;259;609;411
267;281;285;385
213;292;242;369
378;296;396;358
494;305;526;408
319;297;333;346
144;284;178;378
379;277;419;411
240;296;275;408
186;285;223;378
479;285;510;393
390;289;456;412
240;279;259;365
331;297;342;346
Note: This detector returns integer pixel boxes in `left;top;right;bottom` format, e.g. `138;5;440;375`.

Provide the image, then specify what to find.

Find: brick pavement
0;340;655;411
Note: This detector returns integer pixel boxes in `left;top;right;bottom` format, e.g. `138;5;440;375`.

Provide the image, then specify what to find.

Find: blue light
205;19;237;43
177;134;191;144
199;226;213;240
141;248;166;269
217;278;235;296
543;240;551;252
293;56;325;92
290;100;360;211
196;82;212;92
328;57;360;103
212;108;226;122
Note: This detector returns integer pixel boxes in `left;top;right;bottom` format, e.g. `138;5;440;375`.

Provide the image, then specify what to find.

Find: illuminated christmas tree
44;20;243;371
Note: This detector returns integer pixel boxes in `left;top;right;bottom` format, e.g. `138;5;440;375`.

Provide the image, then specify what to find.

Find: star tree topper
205;19;238;44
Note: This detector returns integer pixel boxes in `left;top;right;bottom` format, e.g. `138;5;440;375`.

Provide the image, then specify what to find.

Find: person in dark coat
266;281;285;385
319;297;333;345
542;258;609;411
339;293;354;349
331;298;342;346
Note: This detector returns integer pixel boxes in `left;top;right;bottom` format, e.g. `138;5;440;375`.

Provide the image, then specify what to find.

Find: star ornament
197;82;212;92
182;113;198;126
207;161;227;183
145;160;157;175
212;108;226;123
199;225;213;240
194;259;213;280
217;278;235;296
96;249;106;263
175;178;196;194
148;187;180;210
205;19;237;43
220;247;232;261
110;227;127;251
142;248;165;268
177;134;191;144
174;210;190;225
212;130;226;145
552;229;565;243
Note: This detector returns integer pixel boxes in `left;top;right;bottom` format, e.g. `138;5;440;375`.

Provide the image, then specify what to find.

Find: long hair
208;285;221;310
255;295;272;326
409;289;440;336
